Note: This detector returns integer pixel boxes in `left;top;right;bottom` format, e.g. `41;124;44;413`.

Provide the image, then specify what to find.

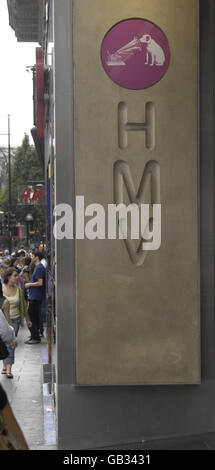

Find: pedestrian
20;256;32;301
2;268;32;378
21;256;32;284
13;254;25;273
0;383;28;449
0;305;16;377
25;251;46;344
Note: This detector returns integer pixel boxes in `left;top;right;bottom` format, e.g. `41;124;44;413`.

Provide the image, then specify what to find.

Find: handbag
0;335;9;360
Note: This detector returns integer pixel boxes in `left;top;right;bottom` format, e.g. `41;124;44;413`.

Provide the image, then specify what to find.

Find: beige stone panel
73;0;200;384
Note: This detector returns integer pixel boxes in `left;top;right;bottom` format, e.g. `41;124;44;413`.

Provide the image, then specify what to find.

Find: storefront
7;0;215;449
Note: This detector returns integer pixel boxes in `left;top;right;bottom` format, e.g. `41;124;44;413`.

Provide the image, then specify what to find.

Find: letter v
113;159;160;266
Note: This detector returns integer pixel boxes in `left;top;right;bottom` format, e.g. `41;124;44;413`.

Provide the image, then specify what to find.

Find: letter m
113;159;161;266
31;187;43;202
20;188;31;203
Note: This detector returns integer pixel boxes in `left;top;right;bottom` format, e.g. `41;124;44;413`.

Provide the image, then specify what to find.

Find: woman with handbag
2;267;32;379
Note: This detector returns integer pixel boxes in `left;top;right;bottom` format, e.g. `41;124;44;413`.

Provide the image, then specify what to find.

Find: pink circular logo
101;18;170;90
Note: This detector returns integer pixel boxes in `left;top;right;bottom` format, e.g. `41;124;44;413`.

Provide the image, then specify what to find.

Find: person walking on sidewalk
25;251;46;345
2;268;32;378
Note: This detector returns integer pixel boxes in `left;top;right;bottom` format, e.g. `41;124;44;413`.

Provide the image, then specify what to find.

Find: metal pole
8;115;12;253
32;67;36;126
26;222;29;247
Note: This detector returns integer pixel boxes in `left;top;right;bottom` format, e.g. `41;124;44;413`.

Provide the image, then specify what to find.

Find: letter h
118;101;155;150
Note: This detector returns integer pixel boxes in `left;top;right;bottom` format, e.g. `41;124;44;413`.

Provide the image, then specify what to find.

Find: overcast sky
0;1;38;148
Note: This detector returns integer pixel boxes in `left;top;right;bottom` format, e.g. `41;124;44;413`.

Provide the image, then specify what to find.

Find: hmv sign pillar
71;0;199;385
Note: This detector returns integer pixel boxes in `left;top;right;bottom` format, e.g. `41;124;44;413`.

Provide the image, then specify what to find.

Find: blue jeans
4;317;20;365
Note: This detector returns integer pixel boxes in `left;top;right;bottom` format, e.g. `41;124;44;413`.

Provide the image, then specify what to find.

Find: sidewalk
0;324;56;450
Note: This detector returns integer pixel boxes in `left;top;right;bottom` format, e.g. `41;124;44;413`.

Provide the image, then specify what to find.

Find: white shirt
41;258;47;269
0;309;15;346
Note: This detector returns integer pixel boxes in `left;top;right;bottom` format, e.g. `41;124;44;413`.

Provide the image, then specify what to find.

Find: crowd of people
0;246;48;449
0;247;47;379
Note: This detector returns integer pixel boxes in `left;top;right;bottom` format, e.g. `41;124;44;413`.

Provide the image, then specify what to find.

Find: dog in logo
140;34;165;66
